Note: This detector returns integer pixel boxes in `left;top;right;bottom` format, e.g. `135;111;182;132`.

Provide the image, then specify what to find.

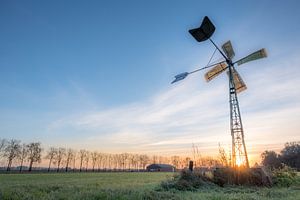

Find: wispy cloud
47;53;300;163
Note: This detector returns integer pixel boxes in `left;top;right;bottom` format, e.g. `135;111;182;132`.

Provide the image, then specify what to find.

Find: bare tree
139;154;149;170
101;153;107;170
129;154;139;171
107;154;113;170
65;148;75;172
72;150;77;172
79;149;86;172
55;147;66;172
91;151;98;172
111;154;117;170
27;142;42;172
105;154;110;170
4;139;21;171
45;147;57;172
96;153;104;171
135;154;140;170
127;154;132;170
114;154;121;170
85;151;90;172
120;153;129;170
171;156;180;169
151;155;157;164
19;143;28;172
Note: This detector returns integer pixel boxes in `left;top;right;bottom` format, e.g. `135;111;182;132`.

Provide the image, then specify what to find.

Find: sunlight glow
236;157;243;167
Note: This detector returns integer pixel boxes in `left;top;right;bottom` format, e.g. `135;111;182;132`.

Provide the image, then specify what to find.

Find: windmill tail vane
172;16;267;168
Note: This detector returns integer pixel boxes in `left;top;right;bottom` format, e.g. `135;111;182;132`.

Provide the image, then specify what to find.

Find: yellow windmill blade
222;40;235;60
227;68;247;93
236;48;267;66
204;62;227;82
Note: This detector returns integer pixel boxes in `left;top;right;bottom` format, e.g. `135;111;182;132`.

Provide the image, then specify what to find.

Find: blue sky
1;0;300;163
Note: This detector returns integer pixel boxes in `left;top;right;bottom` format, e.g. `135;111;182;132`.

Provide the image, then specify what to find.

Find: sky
0;0;300;164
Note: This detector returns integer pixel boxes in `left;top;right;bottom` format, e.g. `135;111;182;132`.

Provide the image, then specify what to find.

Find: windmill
172;16;267;168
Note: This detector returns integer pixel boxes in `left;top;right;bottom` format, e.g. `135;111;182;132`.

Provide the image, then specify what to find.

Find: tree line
261;141;300;170
4;137;296;172
0;138;223;172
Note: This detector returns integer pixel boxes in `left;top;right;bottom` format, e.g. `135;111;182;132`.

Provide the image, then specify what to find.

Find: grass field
0;172;299;200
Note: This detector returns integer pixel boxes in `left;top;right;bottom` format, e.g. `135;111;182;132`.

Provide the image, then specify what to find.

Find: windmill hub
172;16;267;168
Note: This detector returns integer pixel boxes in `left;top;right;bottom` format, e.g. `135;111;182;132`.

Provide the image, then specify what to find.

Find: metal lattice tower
228;64;249;168
172;16;267;168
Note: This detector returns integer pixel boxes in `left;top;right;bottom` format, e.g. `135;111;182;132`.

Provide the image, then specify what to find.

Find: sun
236;157;243;167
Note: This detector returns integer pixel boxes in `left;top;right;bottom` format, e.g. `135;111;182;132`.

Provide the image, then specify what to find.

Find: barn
146;164;175;172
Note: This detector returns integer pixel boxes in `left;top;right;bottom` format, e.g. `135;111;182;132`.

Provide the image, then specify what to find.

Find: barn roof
147;164;174;168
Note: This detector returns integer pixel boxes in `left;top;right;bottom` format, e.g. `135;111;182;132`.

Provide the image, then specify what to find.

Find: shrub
162;167;275;191
213;167;235;187
272;165;298;187
213;167;272;187
161;170;212;191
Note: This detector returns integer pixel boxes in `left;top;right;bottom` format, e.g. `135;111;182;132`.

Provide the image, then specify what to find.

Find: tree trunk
6;159;12;171
28;160;33;172
72;159;76;172
48;158;52;172
57;161;60;172
65;161;69;172
20;158;24;172
80;160;83;172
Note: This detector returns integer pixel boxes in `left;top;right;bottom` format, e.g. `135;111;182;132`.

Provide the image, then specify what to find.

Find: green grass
0;172;299;200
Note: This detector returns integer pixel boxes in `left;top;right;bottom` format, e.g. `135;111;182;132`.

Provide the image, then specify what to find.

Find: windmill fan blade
227;68;247;93
189;16;215;42
236;48;267;66
204;62;227;82
222;40;235;59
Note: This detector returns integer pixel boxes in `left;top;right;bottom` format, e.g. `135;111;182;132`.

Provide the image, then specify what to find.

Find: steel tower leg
228;65;249;168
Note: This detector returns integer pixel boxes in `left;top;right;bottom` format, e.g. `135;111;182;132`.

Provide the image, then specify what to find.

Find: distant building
146;164;175;172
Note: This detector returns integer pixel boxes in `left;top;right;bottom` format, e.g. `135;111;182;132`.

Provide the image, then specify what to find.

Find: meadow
0;172;299;200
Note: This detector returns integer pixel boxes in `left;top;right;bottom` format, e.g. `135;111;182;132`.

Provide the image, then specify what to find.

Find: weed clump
161;170;213;191
213;167;273;187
